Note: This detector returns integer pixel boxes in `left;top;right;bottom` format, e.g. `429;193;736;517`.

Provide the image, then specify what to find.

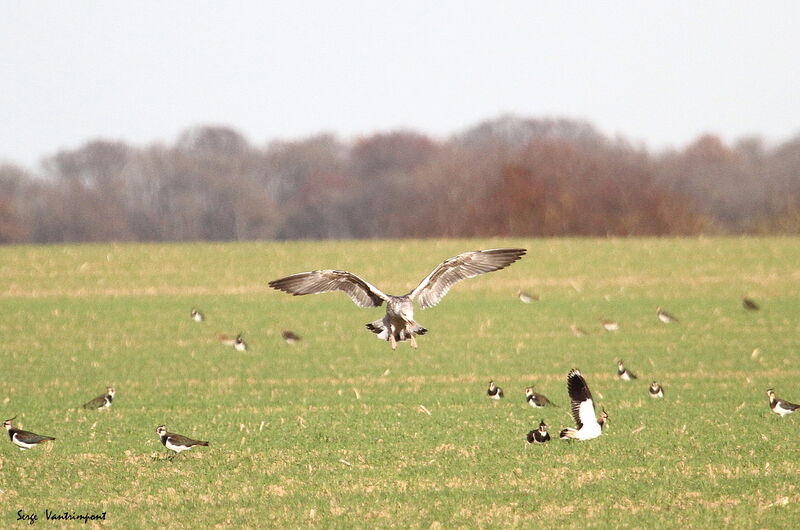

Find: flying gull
268;248;526;349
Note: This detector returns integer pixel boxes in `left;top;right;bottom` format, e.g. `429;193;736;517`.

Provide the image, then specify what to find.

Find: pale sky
2;1;799;169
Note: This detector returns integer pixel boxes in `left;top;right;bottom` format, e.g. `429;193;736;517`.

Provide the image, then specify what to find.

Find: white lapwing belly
12;433;36;450
165;438;191;453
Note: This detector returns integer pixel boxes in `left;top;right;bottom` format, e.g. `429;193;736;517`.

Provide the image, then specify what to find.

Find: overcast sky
2;1;799;169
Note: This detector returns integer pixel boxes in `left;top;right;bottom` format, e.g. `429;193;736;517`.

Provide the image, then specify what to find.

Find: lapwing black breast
743;297;759;311
601;319;619;332
83;386;115;410
517;290;539;304
767;389;800;417
156;425;209;457
649;381;664;398
281;330;301;344
559;369;607;441
190;308;205;322
233;334;247;351
656;306;678;323
617;360;638;381
487;380;504;400
525;387;554;407
4;416;55;450
527;419;551;444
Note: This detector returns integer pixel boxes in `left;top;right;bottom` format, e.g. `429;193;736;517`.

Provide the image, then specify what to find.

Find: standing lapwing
600;319;619;332
617;360;638;381
649;381;664;398
559;369;608;441
268;248;526;350
190;308;205;322
487;380;504;400
233;334;247;352
743;297;760;311
83;386;116;410
517;290;539;304
4;416;55;450
220;333;247;351
570;324;587;337
156;425;209;457
767;389;800;417
525;387;554;408
656;306;678;324
281;330;302;344
527;419;551;444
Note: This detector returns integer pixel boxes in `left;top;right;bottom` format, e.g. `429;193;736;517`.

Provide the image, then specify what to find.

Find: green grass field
1;238;799;528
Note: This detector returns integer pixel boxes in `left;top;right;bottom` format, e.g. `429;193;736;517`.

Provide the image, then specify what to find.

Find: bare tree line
1;115;799;243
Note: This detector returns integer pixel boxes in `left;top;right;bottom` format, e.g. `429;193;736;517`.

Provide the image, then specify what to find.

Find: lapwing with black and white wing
525;386;554;408
281;330;301;344
4;416;55;450
743;297;760;311
268;248;526;350
527;419;551;444
487;380;504;400
83;386;115;410
559;369;608;441
767;389;800;417
600;319;619;332
656;306;678;324
649;381;664;398
517;290;538;304
617;360;638;381
190;307;205;322
156;425;209;457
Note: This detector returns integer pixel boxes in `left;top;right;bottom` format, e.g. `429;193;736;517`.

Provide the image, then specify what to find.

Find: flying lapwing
601;319;619;332
281;330;301;344
656;306;678;324
527;419;551;444
487;380;504;400
4;416;55;450
517;290;539;304
190;308;205;322
156;425;209;457
743;297;760;311
559;369;608;441
649;381;664;398
83;386;115;410
617;360;638;381
525;387;554;408
269;248;526;350
767;389;800;417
